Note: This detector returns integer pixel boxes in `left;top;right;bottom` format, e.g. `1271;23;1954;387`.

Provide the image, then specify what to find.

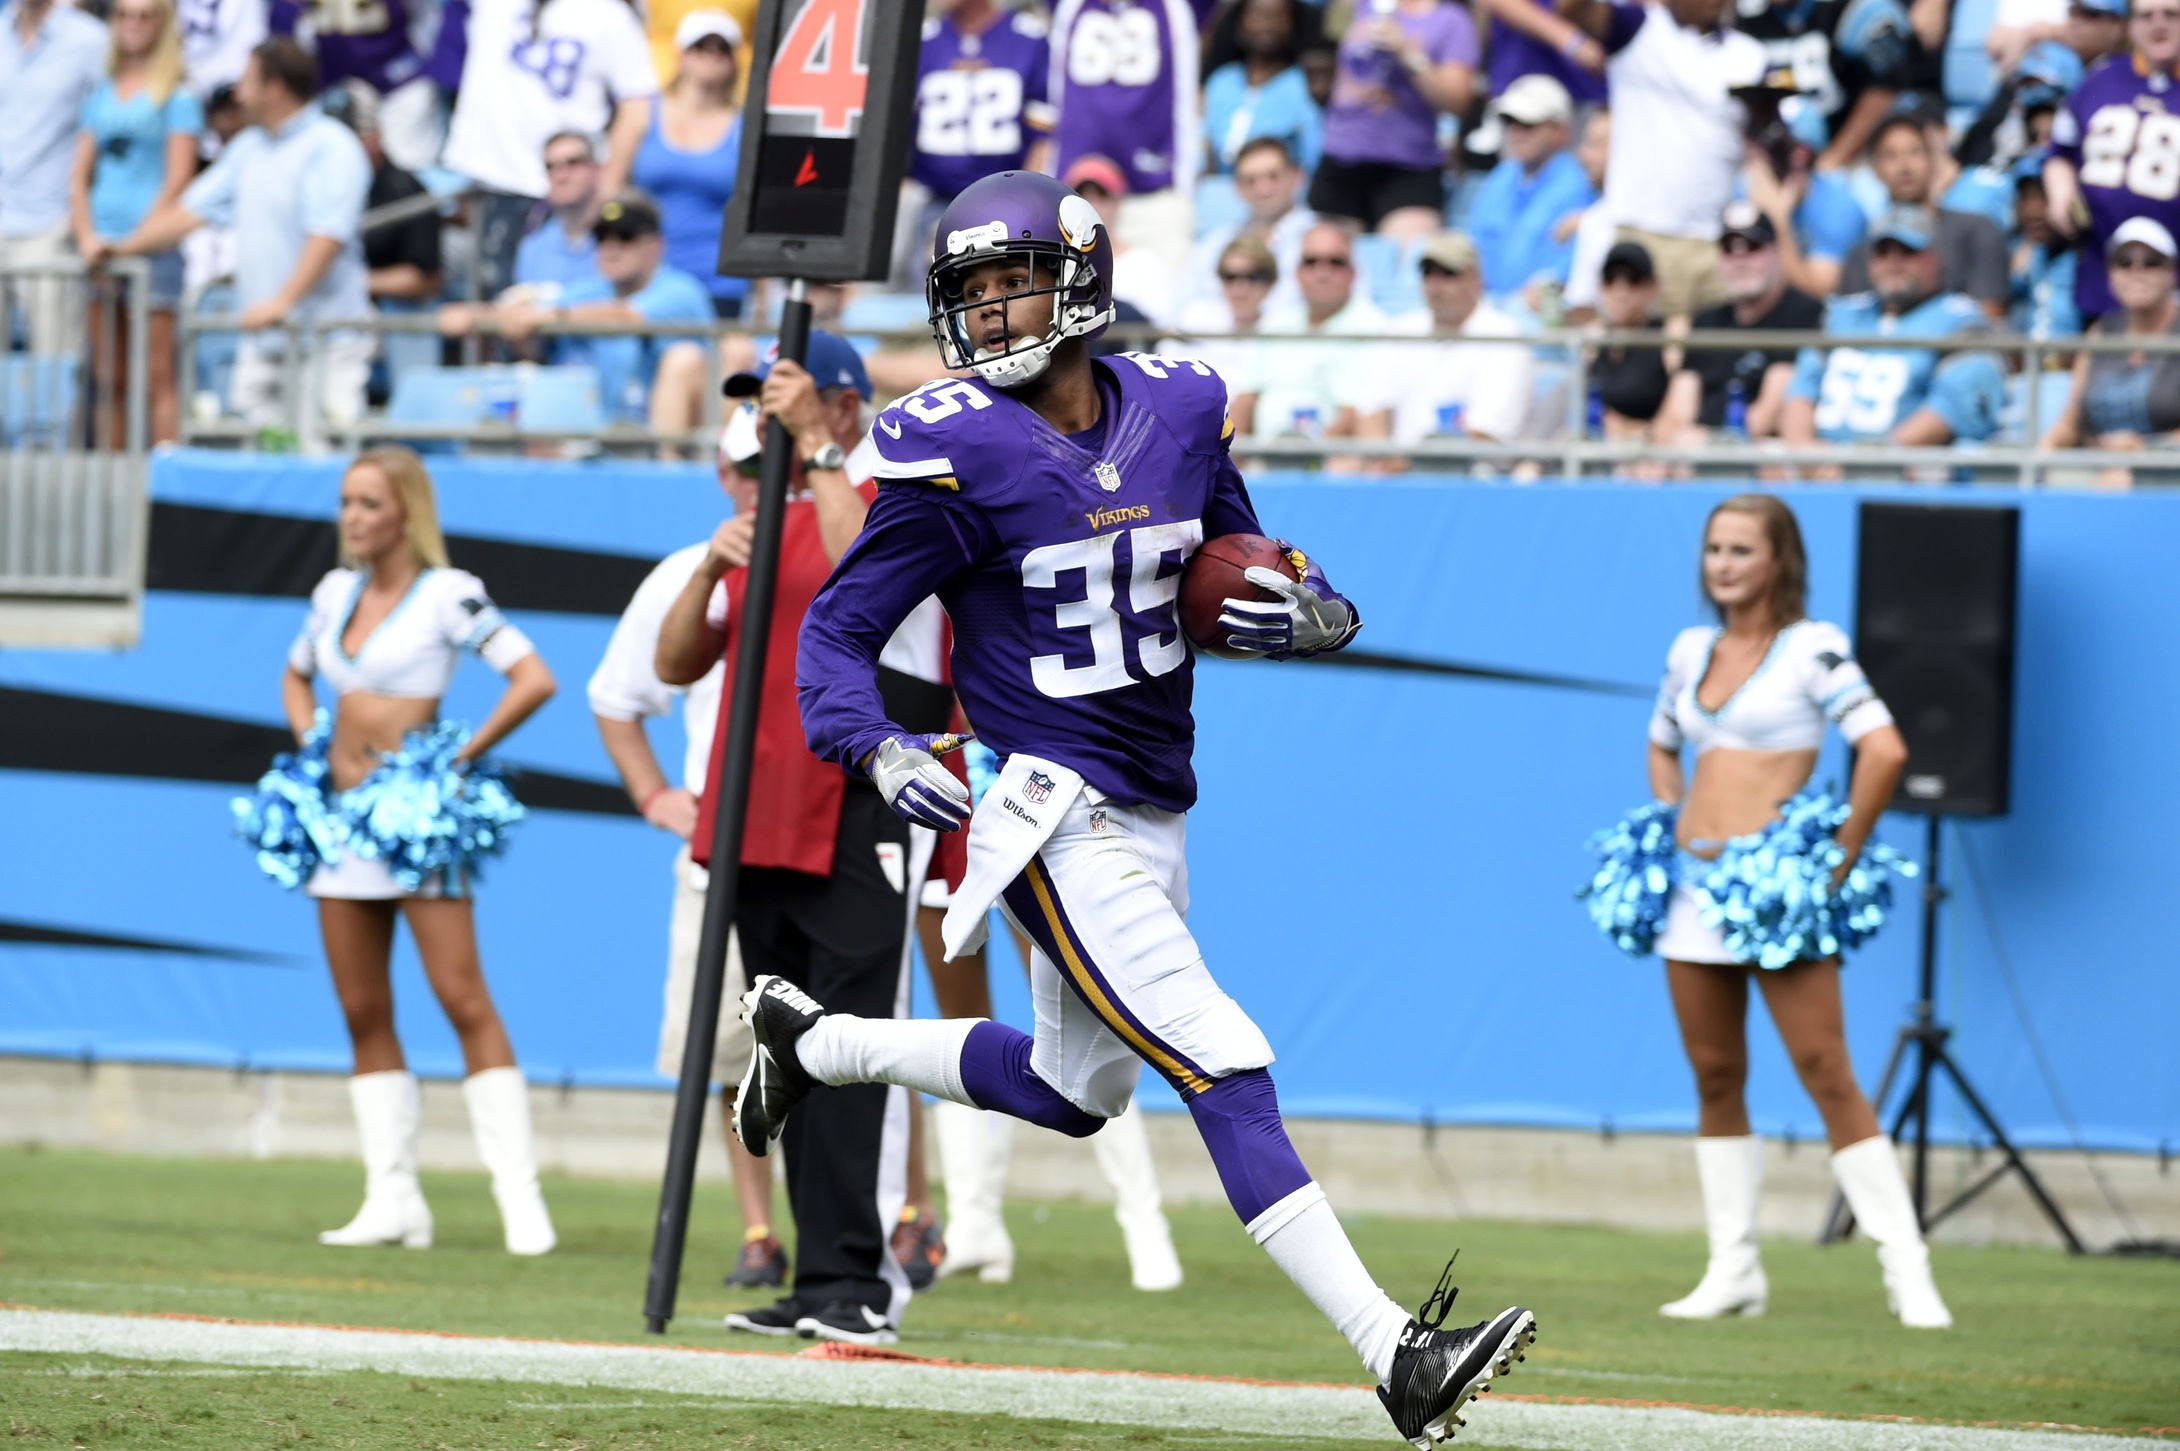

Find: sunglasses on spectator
1219;269;1275;285
545;155;596;172
1869;239;1924;258
1419;261;1470;279
686;35;734;53
1299;254;1352;269
112;5;161;19
2110;247;2175;270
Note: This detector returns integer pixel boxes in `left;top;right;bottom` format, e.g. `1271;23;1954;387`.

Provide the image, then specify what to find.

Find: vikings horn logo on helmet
1057;194;1103;253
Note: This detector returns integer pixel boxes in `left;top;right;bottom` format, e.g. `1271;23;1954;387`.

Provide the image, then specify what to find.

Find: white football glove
869;733;973;831
1216;546;1361;660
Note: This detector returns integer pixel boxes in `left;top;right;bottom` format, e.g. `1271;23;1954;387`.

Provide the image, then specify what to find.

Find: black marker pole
643;279;813;1334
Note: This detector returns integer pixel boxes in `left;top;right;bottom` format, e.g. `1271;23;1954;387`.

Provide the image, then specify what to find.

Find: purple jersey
799;354;1261;813
1050;0;1200;197
271;0;427;92
912;10;1056;200
2053;54;2180;318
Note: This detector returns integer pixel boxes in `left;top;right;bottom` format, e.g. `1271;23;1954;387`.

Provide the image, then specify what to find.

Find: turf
1;1352;1387;1450
0;1146;2175;1441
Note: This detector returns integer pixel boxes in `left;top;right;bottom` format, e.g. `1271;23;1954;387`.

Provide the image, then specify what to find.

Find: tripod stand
1819;814;2085;1252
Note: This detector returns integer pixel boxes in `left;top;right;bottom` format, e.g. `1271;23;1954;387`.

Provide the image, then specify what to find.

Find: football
1179;534;1297;660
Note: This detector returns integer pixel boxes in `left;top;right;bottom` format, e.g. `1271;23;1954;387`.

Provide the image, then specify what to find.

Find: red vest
690;496;852;877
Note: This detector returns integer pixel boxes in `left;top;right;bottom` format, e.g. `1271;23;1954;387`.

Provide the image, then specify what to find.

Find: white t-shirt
1160;296;1254;406
1381;300;1536;443
1234;292;1391;438
1177;206;1315;319
1991;0;2067;31
1600;4;1768;240
442;0;659;198
1112;245;1180;328
587;543;723;792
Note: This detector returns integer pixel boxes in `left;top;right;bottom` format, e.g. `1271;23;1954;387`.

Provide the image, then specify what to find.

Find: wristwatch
802;441;848;472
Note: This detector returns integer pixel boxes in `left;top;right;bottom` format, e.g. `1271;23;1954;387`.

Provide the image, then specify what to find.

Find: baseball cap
1601;240;1656;284
1870;204;1937;251
674;8;741;50
2107;216;2179;259
1418;231;1480;274
2072;0;2125;17
1719;201;1778;249
1496;73;1573;126
1061;154;1130;198
722;330;873;402
592;194;662;240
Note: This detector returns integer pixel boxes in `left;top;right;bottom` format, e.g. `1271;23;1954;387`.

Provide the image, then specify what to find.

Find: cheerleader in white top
234;448;560;1255
1584;494;1951;1329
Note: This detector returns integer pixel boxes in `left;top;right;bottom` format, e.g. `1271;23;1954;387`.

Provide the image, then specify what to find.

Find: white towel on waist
941;752;1084;960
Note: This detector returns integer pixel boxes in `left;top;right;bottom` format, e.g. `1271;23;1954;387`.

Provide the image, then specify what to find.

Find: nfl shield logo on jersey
1094;460;1122;492
1023;771;1056;804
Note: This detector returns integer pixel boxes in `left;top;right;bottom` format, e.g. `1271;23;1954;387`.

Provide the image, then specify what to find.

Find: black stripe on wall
1298;648;1653;698
0;687;635;816
147;502;662;616
0;917;301;966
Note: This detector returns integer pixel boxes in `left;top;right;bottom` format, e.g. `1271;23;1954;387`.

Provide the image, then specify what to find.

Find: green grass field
1;1146;2174;1448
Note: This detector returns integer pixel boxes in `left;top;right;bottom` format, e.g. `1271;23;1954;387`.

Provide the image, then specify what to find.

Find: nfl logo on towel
1094;460;1122;492
1024;771;1055;804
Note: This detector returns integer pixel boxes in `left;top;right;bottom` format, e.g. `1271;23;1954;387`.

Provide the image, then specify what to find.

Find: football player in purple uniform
2047;0;2180;318
734;170;1536;1448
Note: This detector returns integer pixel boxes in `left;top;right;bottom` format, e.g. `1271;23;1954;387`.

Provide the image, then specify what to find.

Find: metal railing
154;307;2180;484
2;258;152;645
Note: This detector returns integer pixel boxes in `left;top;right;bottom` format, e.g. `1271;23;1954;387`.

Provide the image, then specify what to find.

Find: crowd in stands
6;0;2180;474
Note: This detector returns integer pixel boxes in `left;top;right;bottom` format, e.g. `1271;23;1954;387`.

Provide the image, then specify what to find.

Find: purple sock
958;1021;1103;1138
1188;1070;1313;1224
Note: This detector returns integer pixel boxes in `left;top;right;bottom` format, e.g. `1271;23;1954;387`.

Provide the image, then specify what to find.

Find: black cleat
795;1299;899;1346
732;975;824;1155
724;1232;790;1289
1377;1257;1536;1448
724;1298;808;1337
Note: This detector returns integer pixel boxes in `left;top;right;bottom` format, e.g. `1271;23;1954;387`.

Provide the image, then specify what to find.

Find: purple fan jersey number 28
2080;105;2180;199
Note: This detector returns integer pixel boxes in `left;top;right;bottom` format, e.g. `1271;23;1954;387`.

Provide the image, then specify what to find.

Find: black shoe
724;1233;790;1289
1377;1257;1536;1449
724;1298;809;1337
732;975;824;1155
794;1299;898;1347
890;1209;944;1292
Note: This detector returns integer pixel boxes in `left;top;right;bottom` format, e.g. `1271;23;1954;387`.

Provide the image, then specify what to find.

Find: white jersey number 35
1022;521;1202;698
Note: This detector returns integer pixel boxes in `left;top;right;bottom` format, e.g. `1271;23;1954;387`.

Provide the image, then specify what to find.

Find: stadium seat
1997;367;2075;443
1194;174;1247;239
384;364;604;443
0;355;79;448
1352;233;1424;317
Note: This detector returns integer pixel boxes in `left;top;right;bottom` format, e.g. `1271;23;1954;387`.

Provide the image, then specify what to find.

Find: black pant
736;787;911;1318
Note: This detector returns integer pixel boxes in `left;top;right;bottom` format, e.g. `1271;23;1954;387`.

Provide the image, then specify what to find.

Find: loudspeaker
1854;503;2018;817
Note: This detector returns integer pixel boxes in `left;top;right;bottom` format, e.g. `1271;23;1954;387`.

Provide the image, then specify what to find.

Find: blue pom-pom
1580;801;1680;957
1693;789;1916;969
338;720;525;895
231;711;343;890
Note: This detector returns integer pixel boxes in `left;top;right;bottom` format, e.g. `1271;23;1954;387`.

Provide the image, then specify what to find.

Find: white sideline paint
0;1308;2151;1449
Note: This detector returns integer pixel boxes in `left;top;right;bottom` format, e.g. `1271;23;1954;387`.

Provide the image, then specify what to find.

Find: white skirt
1654;885;1739;966
306;852;450;900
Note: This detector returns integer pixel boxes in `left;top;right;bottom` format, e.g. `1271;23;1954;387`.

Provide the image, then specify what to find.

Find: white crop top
289;567;536;699
1649;619;1892;756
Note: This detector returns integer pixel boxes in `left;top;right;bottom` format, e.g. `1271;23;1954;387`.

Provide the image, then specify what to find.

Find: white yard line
0;1307;2157;1449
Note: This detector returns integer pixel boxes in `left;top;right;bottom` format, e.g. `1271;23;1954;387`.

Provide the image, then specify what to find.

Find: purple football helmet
926;170;1115;389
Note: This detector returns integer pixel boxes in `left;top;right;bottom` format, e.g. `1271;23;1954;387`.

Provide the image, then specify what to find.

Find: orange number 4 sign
768;0;869;138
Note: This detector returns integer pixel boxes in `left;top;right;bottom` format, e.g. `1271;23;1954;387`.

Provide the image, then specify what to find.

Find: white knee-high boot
933;1098;1014;1283
462;1067;556;1256
1090;1100;1182;1291
1660;1135;1767;1318
1832;1135;1951;1328
321;1070;433;1248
